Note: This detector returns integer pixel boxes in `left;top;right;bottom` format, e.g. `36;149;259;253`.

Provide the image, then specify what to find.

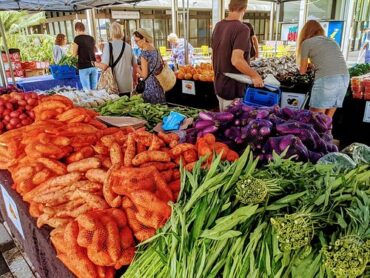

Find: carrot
70;135;97;148
124;134;136;167
114;247;135;269
100;134;116;147
183;149;198;163
185;162;196;172
158;132;179;144
128;190;171;219
110;142;124;165
125;207;145;233
136;142;147;154
40;95;73;107
66;146;95;164
226;150;239;162
170;143;196;157
37;157;67;175
110;208;127;228
203;133;216;145
197;137;212;157
120;226;135;249
139;162;176;171
172;169;181;181
168;179;181;193
74;180;102;192
86;168;107;184
122;197;134;209
77;190;109;209
92;142;109;156
132;151;171;166
214;142;229;160
101;216;121;262
103;170;122;208
67;157;101;172
112;130;127;144
134;228;156;243
87;227;113;266
51;136;71;146
149;135;165;151
32;168;53;185
34;143;63;155
89;119;107;130
135;205;166;229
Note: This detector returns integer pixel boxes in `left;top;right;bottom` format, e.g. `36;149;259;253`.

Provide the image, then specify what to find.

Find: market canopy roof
0;0;147;12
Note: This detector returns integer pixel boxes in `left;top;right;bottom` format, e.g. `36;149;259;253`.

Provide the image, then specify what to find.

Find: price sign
363;101;370;123
182;80;196;95
1;185;24;239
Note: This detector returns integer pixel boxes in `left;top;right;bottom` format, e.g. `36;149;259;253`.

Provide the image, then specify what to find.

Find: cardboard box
24;69;46;78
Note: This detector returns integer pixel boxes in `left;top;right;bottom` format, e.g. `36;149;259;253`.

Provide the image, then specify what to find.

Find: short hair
55;33;66;45
167;33;178;43
75;22;85;32
110;22;124;39
228;0;248;12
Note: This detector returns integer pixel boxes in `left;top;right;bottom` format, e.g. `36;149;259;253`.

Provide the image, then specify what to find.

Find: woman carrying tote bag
94;22;137;96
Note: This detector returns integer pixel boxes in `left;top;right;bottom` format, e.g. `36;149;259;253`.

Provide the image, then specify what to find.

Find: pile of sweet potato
0;95;239;278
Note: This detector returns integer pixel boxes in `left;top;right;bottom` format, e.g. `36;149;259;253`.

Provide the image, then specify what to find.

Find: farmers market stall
15;74;82;92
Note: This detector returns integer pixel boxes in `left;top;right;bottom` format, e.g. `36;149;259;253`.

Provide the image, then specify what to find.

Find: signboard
111;11;140;20
363;101;370;123
1;185;24;239
182;80;196;95
281;92;308;110
281;21;344;46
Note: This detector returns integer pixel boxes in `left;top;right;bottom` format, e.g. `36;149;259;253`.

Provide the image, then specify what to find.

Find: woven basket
156;62;176;92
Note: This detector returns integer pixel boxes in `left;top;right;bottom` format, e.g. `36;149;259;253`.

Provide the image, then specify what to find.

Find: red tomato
5;103;13;110
3;109;12;116
0;122;3;130
28;111;35;119
10;118;19;126
26;98;37;106
0;106;4;114
25;105;33;111
4;115;10;122
19;113;27;120
10;110;21;118
6;123;14;130
18;100;27;106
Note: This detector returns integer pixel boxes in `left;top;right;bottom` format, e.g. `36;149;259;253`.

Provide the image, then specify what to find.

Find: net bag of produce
317;152;357;171
341;143;370;165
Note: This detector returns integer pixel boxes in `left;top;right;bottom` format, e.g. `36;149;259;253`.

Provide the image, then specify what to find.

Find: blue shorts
310;74;349;109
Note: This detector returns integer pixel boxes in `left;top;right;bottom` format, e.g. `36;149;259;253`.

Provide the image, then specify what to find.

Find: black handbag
135;52;159;94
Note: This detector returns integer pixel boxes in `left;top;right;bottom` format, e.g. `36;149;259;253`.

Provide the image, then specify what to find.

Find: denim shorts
310;74;349;109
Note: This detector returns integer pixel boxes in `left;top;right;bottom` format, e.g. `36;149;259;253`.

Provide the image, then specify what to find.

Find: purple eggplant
241;126;248;139
234;119;241;126
279;135;295;152
195;120;215;129
199;111;214;121
294;110;313;124
267;137;282;154
259;126;271;137
256;109;270;119
203;125;218;134
241;105;254;112
268;114;286;125
281;107;297;119
321;133;334;143
214;112;234;122
308;150;323;163
326;143;338;153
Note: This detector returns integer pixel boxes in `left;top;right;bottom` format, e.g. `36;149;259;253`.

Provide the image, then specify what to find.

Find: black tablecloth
333;97;370;147
0;170;73;278
166;79;219;110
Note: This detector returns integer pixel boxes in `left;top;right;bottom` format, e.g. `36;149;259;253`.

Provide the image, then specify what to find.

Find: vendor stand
15;75;82;92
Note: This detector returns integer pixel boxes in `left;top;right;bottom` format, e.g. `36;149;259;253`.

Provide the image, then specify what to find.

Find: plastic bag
317;152;357;171
162;111;186;131
341;143;370;165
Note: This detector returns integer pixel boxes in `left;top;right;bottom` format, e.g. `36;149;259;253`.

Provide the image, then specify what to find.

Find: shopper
133;28;165;104
361;28;370;64
244;22;259;59
94;22;137;96
167;33;194;66
53;33;67;64
297;20;349;119
212;0;263;111
72;22;98;91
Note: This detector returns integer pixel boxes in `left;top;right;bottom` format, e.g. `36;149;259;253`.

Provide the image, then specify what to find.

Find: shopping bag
97;67;119;94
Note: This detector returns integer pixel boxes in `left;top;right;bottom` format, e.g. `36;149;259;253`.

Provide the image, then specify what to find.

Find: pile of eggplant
250;56;314;88
190;101;337;163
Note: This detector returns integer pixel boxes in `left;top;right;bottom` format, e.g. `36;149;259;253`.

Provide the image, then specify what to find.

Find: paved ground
0;222;36;278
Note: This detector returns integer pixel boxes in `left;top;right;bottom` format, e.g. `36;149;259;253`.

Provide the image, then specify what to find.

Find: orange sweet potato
132;151;171;166
170;143;196;157
110;142;124;165
37;157;67;175
67;157;101;172
124;134;136;167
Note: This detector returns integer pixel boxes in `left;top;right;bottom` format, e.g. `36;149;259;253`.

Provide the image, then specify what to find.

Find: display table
0;170;73;278
15;75;82;92
333;97;370;147
166;79;219;110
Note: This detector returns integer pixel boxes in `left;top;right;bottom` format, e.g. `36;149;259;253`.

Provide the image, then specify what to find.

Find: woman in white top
94;22;137;96
53;33;67;64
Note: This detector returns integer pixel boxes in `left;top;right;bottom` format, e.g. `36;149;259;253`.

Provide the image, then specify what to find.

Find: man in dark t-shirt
212;0;263;111
72;22;98;91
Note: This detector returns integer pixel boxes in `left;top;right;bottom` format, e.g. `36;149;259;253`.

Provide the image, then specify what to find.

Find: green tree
0;11;46;34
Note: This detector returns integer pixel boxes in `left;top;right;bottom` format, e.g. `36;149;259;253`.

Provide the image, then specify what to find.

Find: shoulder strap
109;42;114;68
143;50;159;81
111;41;126;69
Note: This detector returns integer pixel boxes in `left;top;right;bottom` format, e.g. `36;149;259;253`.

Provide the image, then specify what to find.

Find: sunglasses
134;31;144;41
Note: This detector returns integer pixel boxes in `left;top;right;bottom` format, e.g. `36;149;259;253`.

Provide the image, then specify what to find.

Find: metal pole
269;2;274;41
0;18;15;85
185;0;190;65
0;51;7;87
171;0;178;34
298;0;308;34
274;3;280;54
182;0;188;65
342;0;355;59
212;0;224;31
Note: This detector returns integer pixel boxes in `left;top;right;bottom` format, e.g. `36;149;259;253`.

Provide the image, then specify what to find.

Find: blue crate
243;85;281;107
49;65;77;80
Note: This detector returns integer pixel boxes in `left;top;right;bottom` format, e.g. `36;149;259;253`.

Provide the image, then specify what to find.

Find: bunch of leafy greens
123;149;370;278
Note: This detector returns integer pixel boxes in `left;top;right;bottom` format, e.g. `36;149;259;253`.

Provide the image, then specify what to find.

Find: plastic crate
243;85;281;107
49;65;77;80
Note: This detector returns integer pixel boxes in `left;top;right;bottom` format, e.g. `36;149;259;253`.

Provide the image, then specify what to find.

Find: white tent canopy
0;0;144;11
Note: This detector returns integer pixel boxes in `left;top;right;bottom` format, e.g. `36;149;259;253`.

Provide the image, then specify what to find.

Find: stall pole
86;9;97;38
171;0;178;35
342;0;355;60
274;3;280;54
185;0;190;65
0;18;15;85
269;2;275;41
182;0;188;65
212;0;225;31
297;0;308;33
0;52;7;87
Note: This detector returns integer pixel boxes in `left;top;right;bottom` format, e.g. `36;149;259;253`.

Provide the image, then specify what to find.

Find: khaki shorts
217;96;234;111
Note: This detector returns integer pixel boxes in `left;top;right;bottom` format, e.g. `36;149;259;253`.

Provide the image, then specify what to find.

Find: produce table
166;79;219;110
15;75;82;92
0;170;73;278
333;96;370;147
